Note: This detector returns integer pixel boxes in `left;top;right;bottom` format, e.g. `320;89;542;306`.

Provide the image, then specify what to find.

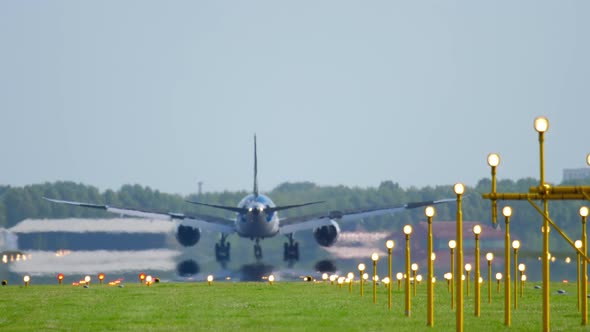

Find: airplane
44;135;455;263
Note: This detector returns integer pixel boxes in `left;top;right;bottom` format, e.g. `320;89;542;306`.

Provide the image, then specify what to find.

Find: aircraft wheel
254;244;263;260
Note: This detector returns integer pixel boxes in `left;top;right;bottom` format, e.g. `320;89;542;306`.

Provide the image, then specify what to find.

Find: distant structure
198;181;204;195
563;168;590;182
4;218;173;251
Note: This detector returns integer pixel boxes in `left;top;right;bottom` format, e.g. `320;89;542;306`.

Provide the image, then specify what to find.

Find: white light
465;264;472;272
411;263;418;271
580;206;589;218
23;275;30;283
403;225;413;235
534;116;549;133
487;153;500;167
518;264;525;272
396;272;403;280
268;275;275;283
496;273;502;280
448;240;456;249
575;240;582;249
473;225;482;235
425;206;435;218
358;263;366;271
386;240;395;249
207;275;214;282
371;253;379;262
454;183;465;195
512;240;520;249
486;252;494;261
502;206;512;217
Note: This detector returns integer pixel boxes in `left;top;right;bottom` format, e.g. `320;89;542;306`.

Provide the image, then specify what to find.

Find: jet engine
313;220;340;247
175;224;201;247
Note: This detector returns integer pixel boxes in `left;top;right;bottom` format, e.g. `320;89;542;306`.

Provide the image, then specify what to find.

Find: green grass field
0;280;588;331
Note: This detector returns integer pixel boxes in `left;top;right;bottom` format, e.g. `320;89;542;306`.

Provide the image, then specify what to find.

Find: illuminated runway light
57;273;64;285
23;275;30;287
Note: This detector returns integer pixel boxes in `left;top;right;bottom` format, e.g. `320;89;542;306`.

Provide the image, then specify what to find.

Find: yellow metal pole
427;212;434;326
466;269;470;297
537;122;550;332
413;268;417;297
475;233;480;317
488;259;492;303
504;212;511;327
514;247;518;310
487;153;500;227
455;184;464;332
373;258;377;304
359;265;364;297
491;165;498;226
405;229;411;317
542;190;550;329
451;248;455;309
520;272;524;298
388;245;393;310
582;211;588;325
576;246;582;312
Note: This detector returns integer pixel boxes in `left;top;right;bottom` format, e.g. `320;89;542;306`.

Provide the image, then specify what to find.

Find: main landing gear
254;239;263;260
215;234;230;263
283;234;299;262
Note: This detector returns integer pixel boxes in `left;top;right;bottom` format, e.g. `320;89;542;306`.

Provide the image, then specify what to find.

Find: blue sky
1;1;588;195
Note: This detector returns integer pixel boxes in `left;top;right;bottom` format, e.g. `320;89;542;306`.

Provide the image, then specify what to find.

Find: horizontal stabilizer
185;200;245;213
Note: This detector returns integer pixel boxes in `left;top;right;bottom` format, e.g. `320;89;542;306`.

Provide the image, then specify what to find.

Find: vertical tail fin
253;134;259;197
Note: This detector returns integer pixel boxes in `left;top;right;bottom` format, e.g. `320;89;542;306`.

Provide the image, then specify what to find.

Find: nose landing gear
254;238;263;260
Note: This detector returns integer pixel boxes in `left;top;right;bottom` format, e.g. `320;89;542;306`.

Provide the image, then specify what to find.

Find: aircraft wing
279;198;455;235
43;197;236;234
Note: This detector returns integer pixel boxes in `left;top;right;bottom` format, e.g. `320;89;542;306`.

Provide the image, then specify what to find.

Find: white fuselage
234;194;280;239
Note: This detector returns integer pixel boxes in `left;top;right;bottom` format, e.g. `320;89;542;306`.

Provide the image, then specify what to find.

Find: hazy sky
1;1;589;195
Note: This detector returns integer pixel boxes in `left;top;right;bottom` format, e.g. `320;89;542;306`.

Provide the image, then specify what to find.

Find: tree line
0;178;588;252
